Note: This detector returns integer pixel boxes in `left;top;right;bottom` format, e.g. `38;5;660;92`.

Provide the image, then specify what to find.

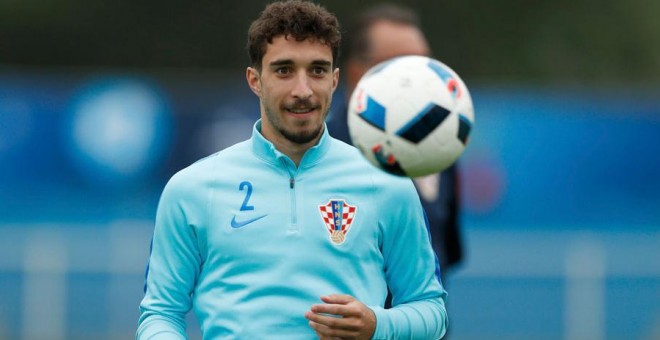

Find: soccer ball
347;55;474;178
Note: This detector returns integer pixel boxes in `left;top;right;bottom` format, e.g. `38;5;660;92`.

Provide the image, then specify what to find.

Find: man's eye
312;67;327;75
276;67;290;75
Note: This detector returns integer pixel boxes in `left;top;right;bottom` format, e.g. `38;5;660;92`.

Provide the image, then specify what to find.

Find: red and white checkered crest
318;199;357;245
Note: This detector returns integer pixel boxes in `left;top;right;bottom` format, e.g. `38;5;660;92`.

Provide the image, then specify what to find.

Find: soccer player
326;3;463;291
137;1;447;339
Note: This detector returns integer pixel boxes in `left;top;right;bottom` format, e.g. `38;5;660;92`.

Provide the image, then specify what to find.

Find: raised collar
250;119;331;169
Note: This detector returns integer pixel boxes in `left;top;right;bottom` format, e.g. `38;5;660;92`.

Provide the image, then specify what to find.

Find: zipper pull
290;177;295;189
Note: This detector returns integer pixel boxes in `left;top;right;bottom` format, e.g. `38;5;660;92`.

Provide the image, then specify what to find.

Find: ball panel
357;93;387;131
396;103;451;144
457;114;472;145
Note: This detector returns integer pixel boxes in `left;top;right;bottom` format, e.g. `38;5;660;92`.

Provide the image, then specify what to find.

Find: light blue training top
137;121;448;339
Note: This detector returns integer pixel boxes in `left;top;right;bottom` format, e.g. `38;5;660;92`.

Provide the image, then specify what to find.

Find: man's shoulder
200;139;255;164
169;140;252;186
326;137;374;171
326;138;416;192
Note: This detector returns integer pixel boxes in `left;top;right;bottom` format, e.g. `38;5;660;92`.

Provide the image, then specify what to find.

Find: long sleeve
137;172;204;340
371;177;448;339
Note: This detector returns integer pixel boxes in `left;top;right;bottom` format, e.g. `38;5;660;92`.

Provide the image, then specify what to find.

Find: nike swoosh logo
230;214;268;229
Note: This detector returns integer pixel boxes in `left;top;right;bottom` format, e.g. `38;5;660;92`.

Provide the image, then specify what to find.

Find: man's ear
246;67;261;96
332;67;340;92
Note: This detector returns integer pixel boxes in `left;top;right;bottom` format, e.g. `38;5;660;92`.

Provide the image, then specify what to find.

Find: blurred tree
1;0;658;84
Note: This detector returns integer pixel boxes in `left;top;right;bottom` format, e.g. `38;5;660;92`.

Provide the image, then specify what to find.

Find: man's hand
305;294;376;340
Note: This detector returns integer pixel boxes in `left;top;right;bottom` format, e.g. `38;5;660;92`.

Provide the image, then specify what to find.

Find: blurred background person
327;2;464;286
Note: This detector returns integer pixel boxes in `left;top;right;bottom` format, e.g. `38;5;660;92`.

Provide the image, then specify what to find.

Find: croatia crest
318;199;357;245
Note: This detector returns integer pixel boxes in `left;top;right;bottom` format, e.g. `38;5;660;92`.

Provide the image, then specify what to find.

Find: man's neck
263;128;322;167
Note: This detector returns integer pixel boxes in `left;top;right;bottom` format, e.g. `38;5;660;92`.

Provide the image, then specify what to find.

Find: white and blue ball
348;55;474;178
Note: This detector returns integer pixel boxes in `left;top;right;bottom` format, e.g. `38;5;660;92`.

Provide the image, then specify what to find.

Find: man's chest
200;176;381;264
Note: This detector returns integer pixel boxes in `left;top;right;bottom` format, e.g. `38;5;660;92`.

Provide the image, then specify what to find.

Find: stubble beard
265;100;328;145
281;123;324;144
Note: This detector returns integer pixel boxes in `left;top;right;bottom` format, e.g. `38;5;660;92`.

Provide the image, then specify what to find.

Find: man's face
347;20;430;93
368;20;430;65
247;35;339;146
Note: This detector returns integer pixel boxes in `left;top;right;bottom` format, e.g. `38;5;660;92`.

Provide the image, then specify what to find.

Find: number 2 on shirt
239;181;255;211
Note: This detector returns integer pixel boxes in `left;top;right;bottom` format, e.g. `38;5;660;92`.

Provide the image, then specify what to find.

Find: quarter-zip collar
250;119;331;169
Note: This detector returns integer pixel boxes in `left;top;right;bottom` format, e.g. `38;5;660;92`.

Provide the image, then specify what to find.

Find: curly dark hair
247;0;341;71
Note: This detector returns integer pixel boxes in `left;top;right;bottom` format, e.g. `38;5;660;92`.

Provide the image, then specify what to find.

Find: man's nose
291;73;313;99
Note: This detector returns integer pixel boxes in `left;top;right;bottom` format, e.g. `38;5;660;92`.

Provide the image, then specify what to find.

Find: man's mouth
286;106;317;114
285;98;318;114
